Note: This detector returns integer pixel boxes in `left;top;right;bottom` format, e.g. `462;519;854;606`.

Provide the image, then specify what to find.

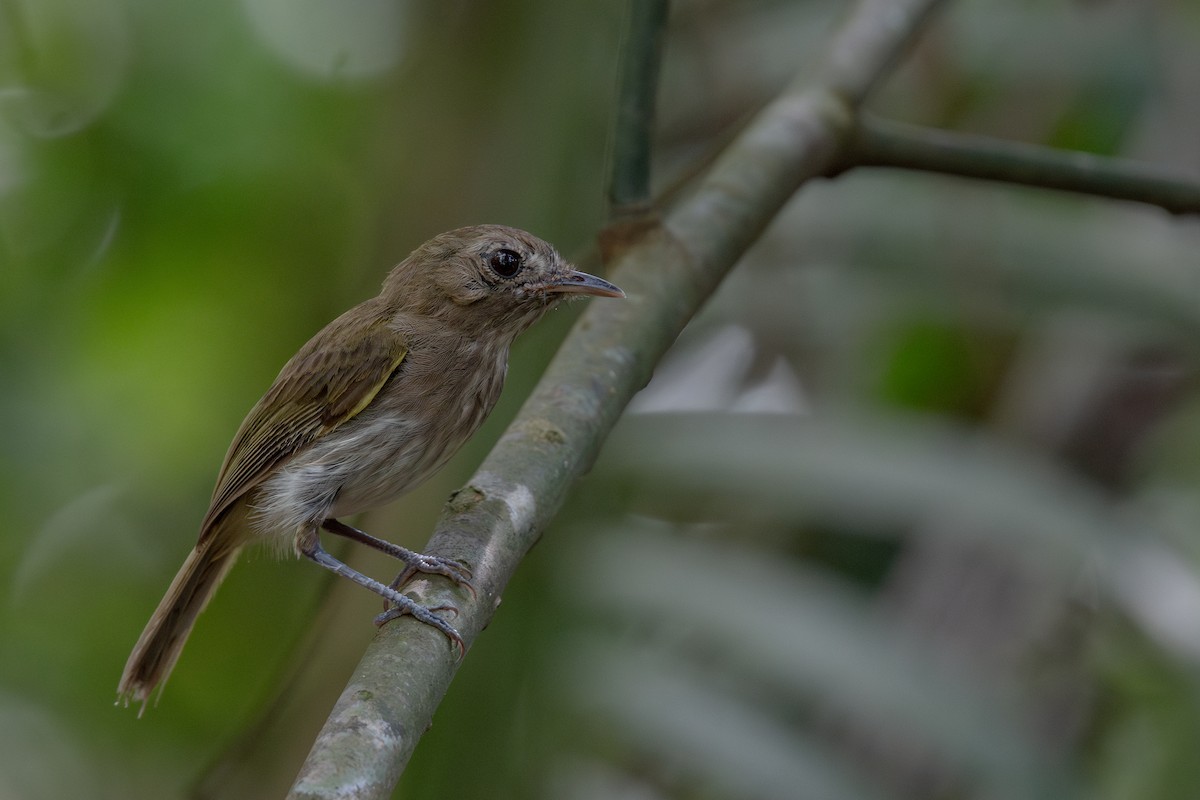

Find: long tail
118;541;242;713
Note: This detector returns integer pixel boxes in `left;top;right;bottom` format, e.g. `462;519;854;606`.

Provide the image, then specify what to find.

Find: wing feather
199;308;407;538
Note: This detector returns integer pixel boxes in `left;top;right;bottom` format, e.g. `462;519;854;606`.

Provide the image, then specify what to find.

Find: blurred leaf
1092;624;1200;800
564;640;895;800
602;412;1121;571
567;521;1081;800
600;413;1200;663
875;319;1011;418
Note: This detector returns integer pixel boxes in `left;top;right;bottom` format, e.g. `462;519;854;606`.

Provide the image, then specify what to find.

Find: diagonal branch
286;1;949;797
846;115;1200;215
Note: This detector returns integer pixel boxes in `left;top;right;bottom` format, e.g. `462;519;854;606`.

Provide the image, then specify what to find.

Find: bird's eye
489;248;523;278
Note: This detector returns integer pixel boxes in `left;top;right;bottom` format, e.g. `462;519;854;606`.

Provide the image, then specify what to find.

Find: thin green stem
607;0;670;218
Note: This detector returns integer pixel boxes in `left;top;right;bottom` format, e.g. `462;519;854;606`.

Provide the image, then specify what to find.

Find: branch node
445;486;486;514
599;210;663;264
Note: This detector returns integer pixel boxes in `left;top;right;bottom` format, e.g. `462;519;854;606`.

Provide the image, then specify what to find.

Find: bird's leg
321;518;474;594
298;531;465;657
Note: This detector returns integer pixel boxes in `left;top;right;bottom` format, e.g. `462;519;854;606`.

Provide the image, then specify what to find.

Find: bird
118;224;624;711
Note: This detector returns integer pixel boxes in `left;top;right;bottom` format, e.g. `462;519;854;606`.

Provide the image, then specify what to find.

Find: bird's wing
199;311;407;538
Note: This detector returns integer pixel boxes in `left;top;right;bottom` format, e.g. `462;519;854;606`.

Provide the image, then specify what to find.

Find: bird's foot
386;555;475;598
374;596;465;659
322;518;474;596
301;537;466;658
388;553;473;590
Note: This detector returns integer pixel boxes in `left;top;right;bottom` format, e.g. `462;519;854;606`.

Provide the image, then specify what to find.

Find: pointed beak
543;269;625;299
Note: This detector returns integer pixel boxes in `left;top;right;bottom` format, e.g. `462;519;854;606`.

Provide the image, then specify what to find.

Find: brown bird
118;225;623;710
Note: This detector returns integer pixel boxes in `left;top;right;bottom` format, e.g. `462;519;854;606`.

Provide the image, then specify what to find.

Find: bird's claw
374;599;466;659
387;555;476;599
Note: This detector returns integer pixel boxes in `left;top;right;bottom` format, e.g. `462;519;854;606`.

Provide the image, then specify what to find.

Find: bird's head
383;224;623;337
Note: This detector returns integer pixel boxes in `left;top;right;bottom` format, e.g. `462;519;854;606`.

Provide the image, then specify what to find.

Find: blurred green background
3;0;1200;798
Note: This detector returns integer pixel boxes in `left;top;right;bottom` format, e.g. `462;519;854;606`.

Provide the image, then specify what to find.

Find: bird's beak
543;269;626;298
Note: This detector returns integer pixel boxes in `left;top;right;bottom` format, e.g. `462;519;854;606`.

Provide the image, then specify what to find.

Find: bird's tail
118;540;242;714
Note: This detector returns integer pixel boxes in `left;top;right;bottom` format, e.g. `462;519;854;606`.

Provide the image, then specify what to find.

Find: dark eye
489;248;523;278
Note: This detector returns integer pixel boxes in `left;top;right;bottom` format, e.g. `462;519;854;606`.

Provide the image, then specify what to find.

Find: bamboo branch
287;1;948;797
847;115;1200;215
607;0;670;219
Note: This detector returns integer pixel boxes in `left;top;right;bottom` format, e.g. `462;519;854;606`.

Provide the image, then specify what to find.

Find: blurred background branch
606;0;668;221
846;115;1200;215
